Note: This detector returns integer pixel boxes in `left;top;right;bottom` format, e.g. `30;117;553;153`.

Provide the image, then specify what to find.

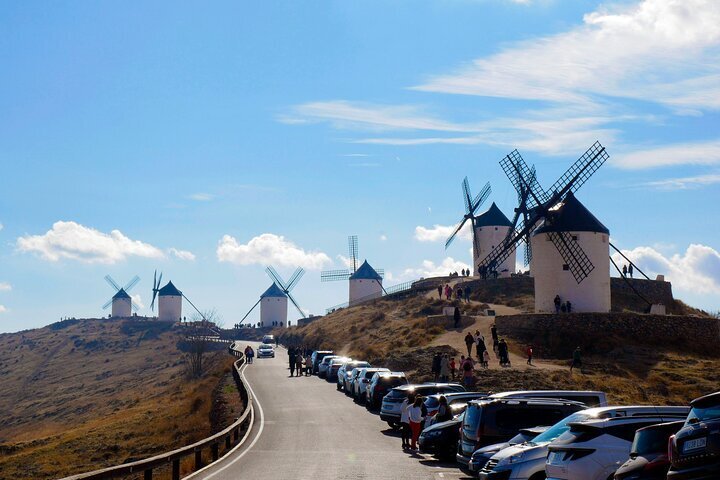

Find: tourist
554;295;562;313
445;284;452;300
561;302;567;313
435;396;452;423
464;332;475;357
456;285;464;301
289;348;296;377
570;346;582;373
482;349;490;369
453;306;461;328
498;339;510;367
464;285;471;303
400;393;415;449
491;323;498;352
408;397;425;450
295;354;304;377
462;356;475;387
305;351;313;376
629;264;634;278
450;357;457;379
439;354;450;382
526;345;533;365
566;300;572;313
432;353;441;381
476;333;487;363
622;264;628;277
437;284;443;299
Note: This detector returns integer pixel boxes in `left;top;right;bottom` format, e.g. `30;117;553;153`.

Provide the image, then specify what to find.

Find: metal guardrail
325;279;424;313
59;343;254;480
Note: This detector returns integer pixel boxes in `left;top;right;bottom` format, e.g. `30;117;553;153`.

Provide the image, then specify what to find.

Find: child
482;349;490;369
449;357;457;379
527;345;533;365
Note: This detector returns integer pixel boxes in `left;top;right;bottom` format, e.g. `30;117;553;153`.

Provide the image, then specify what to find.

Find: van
489;390;608;407
457;397;586;466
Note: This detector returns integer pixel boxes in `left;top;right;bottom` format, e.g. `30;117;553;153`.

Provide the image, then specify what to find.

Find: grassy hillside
0;319;236;480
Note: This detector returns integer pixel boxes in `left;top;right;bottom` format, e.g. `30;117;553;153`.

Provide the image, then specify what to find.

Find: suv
353;368;390;403
615;421;684;480
380;383;465;429
546;414;690;480
480;406;690;480
310;350;334;374
457;397;586;467
337;361;369;391
365;372;407;410
257;343;275;358
326;357;351;382
668;391;720;479
317;355;339;378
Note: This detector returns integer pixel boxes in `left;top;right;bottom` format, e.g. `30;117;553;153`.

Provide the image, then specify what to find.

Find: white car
479;405;690;480
545;414;688;480
256;343;275;358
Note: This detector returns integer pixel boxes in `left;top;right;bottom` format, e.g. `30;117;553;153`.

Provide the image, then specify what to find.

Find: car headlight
504;452;525;465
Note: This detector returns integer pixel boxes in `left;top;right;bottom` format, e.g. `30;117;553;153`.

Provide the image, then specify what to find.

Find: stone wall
610;277;676;313
496;312;720;358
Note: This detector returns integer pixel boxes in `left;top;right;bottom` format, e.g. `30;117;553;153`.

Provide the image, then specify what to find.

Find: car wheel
529;473;546;480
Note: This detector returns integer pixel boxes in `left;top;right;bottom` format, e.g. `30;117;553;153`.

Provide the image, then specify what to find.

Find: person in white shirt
399;393;415;449
408;396;425;450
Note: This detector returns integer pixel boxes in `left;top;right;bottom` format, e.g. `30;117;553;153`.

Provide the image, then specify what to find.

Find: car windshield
529;411;591;445
686;405;720;424
631;425;678;456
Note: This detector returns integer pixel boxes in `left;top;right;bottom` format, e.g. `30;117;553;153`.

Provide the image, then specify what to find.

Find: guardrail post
195;449;203;470
211;443;219;461
225;435;231;450
144;469;152;480
234;427;239;442
172;459;180;480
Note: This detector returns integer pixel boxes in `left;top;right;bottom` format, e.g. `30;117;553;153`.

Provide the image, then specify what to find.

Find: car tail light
668;435;676;465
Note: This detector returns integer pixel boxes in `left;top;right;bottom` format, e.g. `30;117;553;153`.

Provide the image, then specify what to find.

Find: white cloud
169;248;196;261
0;223;3;232
17;221;165;264
397;257;471;280
0;282;11;292
637;173;720;190
414;0;720;112
0;305;6;314
188;193;215;201
415;223;472;243
216;233;331;270
380;234;388;241
612;244;720;295
613;140;720;170
131;294;145;310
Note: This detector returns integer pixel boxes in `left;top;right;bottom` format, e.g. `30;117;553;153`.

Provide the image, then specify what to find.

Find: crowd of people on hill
437;283;471;303
553;294;573;313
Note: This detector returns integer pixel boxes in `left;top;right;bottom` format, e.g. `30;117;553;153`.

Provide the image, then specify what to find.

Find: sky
1;0;719;332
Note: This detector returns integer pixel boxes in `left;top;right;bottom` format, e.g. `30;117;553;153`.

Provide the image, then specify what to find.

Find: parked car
345;367;365;395
256;343;275;358
469;426;549;475
545;414;689;480
337;360;370;391
310;350;334;374
425;392;488;419
615;421;684;480
365;372;407;410
419;410;469;460
457;397;587;468
380;383;465;429
353;368;390;403
479;405;690;480
668;391;720;480
326;357;351;382
317;355;340;378
426;401;471;428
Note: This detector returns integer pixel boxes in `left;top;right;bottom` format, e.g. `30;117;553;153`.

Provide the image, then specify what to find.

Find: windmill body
531;192;610;313
111;289;132;318
158;281;183;322
473;202;516;277
260;283;289;326
349;260;383;306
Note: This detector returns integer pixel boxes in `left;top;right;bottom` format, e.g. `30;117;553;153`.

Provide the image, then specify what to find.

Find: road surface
191;343;471;480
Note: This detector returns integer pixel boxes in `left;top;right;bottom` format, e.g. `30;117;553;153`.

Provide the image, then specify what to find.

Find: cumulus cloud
0;305;6;314
397;257;471;280
415;223;472;243
612;244;720;295
0;223;3;231
131;294;145;310
0;282;11;292
169;248;196;261
380;234;388;241
216;233;331;270
17;221;164;264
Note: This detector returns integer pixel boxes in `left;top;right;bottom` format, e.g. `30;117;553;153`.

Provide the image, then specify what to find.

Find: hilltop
0;318;237;480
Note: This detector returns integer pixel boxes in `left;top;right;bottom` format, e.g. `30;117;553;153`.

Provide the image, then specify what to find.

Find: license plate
683;437;707;452
548;451;565;465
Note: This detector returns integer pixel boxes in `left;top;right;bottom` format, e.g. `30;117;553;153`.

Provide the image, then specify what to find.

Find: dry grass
0;319;235;480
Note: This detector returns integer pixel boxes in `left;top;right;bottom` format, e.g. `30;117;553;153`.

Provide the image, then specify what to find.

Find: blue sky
1;0;719;332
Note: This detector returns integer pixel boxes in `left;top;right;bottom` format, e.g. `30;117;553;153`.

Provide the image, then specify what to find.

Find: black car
365;372;407;410
668;391;720;480
419;405;469;460
615;420;683;480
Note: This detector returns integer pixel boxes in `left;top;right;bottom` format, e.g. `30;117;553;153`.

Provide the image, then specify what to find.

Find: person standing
482;349;490;369
464;285;471;303
408;397;425;450
305;352;313;376
453;306;461;328
456;285;464;301
295;354;304;377
288;348;296;377
445;284;452;300
622;264;628;277
450;357;457;379
439;354;450;382
435;396;452;423
491;324;498;352
498;339;509;367
400;393;415;449
570;346;582;373
554;295;562;313
526;345;533;365
628;264;634;278
462;356;475;387
476;332;486;362
432;353;441;381
437;284;442;299
464;332;475;357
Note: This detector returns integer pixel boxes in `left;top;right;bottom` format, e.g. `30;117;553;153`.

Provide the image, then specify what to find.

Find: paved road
192;344;472;480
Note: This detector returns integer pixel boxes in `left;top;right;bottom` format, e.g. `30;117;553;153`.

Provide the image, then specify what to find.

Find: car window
632;424;681;455
687;405;720;424
531;412;590;444
606;422;659;442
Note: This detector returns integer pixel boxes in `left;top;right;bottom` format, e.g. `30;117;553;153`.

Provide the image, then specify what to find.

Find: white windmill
102;275;140;318
150;270;206;323
239;266;307;327
321;236;385;307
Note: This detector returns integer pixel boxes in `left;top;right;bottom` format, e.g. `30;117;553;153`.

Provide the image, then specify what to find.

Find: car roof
375;371;405;377
469;397;586;407
314;350;334;354
395;383;463;391
569;415;688;429
362;367;389;372
427;392;488;400
578;405;691;418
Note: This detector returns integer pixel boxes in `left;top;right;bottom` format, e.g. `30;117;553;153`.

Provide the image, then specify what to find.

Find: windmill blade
500;151;545;209
265;266;288;290
547;231;595;284
470;182;492;214
102;298;113;310
182;293;206;320
470;216;481;260
153;270;157;289
157;272;163;289
151;291;157;311
239;299;261;324
123;275;140;292
444;216;469;250
285;267;305;291
287;292;307;319
104;275;121;292
320;269;351;282
375;279;388;295
131;301;141;312
542;141;609;204
461;177;473;214
523;240;532;267
348;235;359;272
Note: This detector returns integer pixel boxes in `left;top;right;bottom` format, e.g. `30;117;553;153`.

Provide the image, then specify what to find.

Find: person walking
453;306;461;328
464;285;471;303
408;397;425;450
289;348;296;377
498;339;509;367
526;345;533;365
570;346;582;373
431;353;441;381
482;349;490;369
437;284;443;299
439;354;450;382
295;354;304;377
462;356;475;387
450;357;457;379
491;323;498;352
305;352;313;376
476;332;487;362
435;396;452;423
456;285;464;301
628;264;634;278
554;295;562;313
445;284;452;300
464;332;475;357
400;393;415;449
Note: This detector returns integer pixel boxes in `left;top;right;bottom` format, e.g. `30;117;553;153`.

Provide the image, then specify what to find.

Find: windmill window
562;264;570;271
494;227;498;231
572;235;578;241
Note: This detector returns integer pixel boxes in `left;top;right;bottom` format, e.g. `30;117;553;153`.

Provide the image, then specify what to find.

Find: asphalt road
191;343;472;480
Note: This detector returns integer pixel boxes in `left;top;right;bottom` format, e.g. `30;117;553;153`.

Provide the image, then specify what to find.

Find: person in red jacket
526;345;533;366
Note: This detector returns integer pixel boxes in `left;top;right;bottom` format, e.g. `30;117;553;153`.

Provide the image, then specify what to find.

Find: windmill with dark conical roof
321;235;385;306
239;266;307;327
103;275;140;318
150;270;207;323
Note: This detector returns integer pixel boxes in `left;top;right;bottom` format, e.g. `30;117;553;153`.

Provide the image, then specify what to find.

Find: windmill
103;275;140;318
321;235;386;306
444;177;491;256
150;270;208;323
239;266;307;327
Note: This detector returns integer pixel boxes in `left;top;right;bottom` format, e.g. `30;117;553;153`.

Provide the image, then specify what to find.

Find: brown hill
0;318;235;480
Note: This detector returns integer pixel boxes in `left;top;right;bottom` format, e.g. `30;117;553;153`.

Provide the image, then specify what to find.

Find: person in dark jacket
437;285;442;299
288;348;296;377
453;306;461;328
464;331;474;356
431;353;442;381
435;396;453;423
